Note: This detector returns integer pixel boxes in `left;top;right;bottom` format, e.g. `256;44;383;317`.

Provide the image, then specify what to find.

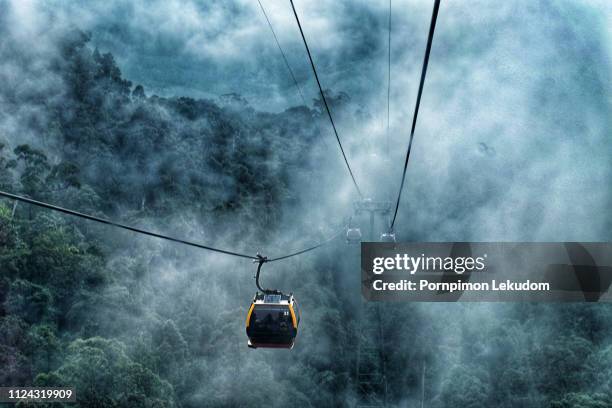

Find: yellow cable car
246;292;300;349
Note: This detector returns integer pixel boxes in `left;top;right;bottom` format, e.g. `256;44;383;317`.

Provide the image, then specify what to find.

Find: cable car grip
253;254;279;294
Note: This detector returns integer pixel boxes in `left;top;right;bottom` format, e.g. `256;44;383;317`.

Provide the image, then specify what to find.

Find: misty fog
0;0;611;407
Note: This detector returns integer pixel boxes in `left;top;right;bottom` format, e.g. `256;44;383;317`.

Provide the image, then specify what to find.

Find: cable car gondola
246;256;300;349
346;227;362;244
380;231;396;243
346;216;362;244
246;291;299;349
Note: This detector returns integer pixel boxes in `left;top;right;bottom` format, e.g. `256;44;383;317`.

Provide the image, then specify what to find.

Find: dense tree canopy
0;29;611;407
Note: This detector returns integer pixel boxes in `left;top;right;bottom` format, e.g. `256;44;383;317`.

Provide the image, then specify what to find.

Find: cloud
1;1;611;404
1;0;610;235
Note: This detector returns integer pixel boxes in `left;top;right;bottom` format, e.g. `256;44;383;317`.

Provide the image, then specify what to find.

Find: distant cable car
246;256;300;349
346;227;362;243
346;216;362;244
246;292;300;349
380;231;396;242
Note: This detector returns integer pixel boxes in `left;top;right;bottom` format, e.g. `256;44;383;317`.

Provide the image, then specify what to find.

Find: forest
1;1;612;407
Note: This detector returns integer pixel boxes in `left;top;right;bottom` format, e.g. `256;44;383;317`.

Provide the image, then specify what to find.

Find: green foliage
5;279;55;325
550;392;612;408
47;162;81;189
14;145;51;197
0;27;610;408
436;365;491;408
0;141;17;190
25;324;61;374
41;337;176;407
534;335;595;394
0;316;31;386
0;204;29;276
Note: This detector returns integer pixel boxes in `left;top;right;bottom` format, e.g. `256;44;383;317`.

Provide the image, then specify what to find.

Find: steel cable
390;0;440;230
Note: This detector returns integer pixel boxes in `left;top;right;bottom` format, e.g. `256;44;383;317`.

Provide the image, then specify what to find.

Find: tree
435;364;491;408
37;337;176;407
0;141;17;190
550;393;612;408
14;145;50;197
5;279;55;325
132;85;146;100
26;324;61;373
